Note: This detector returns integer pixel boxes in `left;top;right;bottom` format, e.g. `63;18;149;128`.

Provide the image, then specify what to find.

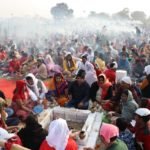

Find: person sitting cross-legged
65;69;90;109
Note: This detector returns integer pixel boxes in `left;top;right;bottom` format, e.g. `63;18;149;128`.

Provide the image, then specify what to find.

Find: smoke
0;16;141;45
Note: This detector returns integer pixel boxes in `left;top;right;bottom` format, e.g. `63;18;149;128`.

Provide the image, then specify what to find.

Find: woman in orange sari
12;80;35;120
46;73;68;106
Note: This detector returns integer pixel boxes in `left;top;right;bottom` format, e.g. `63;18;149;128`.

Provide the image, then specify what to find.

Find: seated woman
18;115;47;150
0;127;24;150
90;74;112;109
108;90;139;124
11;80;35;120
63;53;77;74
36;59;48;80
46;73;68;106
25;73;47;103
99;123;128;150
120;90;139;123
45;54;62;77
40;118;78;150
8;56;21;76
21;55;37;75
0;97;19;132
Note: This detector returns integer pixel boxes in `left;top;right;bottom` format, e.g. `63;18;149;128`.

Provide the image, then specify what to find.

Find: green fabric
102;113;111;123
107;139;128;150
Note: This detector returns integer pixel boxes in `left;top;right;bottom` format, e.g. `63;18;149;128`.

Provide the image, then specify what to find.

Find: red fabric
135;123;150;150
12;80;29;102
5;136;22;150
40;138;78;150
8;59;20;73
98;74;112;100
0;51;7;60
104;69;116;84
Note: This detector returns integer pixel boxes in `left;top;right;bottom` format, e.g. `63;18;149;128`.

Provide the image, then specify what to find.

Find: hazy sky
0;0;150;18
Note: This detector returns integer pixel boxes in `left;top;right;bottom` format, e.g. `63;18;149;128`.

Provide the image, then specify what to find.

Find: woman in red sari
90;74;113;110
8;56;20;74
11;80;35;120
40;118;78;150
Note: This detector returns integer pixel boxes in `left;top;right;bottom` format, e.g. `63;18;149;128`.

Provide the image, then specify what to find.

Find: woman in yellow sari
46;73;68;106
63;53;77;74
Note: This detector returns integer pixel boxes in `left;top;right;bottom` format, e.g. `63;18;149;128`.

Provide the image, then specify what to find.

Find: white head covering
121;76;132;85
144;65;150;75
25;73;39;96
65;52;71;57
135;108;150;117
112;61;118;69
46;118;69;150
0;127;15;140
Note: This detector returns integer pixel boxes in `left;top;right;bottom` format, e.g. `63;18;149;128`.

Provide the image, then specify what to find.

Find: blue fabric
65;99;89;110
119;129;136;150
5;107;14;117
33;105;44;114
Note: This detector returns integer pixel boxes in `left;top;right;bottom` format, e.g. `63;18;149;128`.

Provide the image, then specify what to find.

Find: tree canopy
50;3;73;20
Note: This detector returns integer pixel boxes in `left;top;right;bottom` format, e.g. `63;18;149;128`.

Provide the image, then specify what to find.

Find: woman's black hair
116;117;128;131
110;136;118;142
142;115;150;123
26;76;33;81
76;69;86;79
0;90;6;99
122;89;129;96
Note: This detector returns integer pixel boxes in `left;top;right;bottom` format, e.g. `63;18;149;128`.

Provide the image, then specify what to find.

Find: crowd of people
0;29;150;150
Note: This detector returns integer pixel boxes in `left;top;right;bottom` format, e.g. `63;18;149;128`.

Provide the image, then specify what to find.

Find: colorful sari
46;73;68;106
12;80;35;120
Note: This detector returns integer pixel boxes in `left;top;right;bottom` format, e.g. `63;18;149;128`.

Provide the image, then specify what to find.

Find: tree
131;11;147;23
98;12;110;19
50;3;73;20
88;11;110;19
112;8;130;20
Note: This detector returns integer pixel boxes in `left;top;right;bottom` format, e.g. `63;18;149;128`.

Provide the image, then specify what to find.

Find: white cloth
0;127;15;140
25;73;47;100
78;61;94;73
121;76;132;85
77;60;97;86
144;65;150;75
135;108;150;117
46;118;69;150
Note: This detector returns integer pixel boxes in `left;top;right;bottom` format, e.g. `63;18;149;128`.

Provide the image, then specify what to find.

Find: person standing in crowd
65;70;90;109
40;118;78;150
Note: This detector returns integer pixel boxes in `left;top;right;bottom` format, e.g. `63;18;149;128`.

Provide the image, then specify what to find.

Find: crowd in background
0;29;150;150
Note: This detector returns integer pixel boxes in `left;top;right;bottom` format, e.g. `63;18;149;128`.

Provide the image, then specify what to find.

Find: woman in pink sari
45;55;62;77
